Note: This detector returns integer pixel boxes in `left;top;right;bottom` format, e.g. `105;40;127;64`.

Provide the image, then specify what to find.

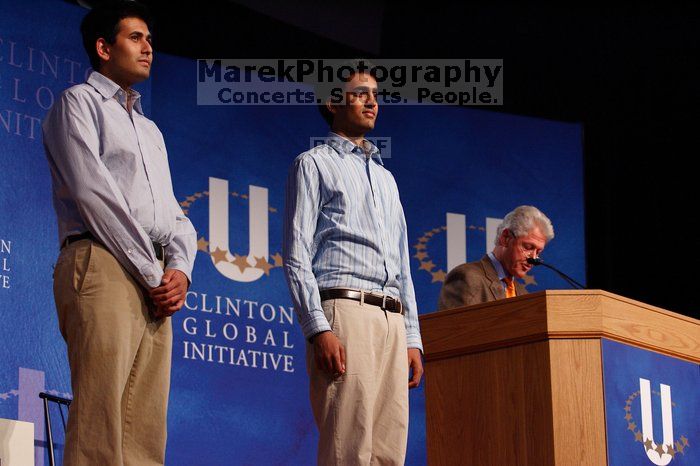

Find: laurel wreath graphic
624;390;690;458
179;190;283;276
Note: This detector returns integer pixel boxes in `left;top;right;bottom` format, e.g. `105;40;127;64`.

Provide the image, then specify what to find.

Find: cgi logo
624;378;691;465
177;177;283;284
208;178;270;283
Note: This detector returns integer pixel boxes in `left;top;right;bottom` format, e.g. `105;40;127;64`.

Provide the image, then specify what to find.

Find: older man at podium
437;205;554;309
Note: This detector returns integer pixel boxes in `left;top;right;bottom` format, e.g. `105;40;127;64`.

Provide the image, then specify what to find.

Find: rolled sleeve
164;211;198;284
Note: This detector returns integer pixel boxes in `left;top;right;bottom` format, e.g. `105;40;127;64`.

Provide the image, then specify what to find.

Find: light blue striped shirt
42;72;197;289
283;133;423;351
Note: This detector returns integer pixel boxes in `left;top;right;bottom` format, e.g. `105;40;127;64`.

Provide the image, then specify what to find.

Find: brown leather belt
320;288;404;315
62;231;164;261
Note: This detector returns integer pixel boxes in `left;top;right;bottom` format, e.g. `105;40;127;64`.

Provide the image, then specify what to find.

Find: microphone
526;257;585;289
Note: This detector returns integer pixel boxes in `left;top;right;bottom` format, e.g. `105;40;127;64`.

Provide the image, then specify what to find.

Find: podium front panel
601;339;699;466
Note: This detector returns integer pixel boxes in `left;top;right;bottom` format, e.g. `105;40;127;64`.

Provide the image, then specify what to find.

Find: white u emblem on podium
639;378;675;465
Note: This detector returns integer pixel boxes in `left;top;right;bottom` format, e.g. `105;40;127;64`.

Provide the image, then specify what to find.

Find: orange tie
503;277;516;298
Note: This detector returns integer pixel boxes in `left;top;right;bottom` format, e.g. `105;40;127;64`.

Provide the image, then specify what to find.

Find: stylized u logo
444;213;501;273
639;378;675;465
208;177;269;283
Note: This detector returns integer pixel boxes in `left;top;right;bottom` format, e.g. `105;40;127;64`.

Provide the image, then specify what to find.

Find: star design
624;413;632;421
203;191;209;195
419;261;436;272
522;274;537;286
232;254;250;273
624;405;631;412
271;253;283;267
0;393;9;400
241;194;249;199
674;441;684;454
179;200;191;207
432;228;441;233
254;256;274;275
413;251;428;260
431;269;446;283
269;207;277;213
627;422;637;432
414;244;426;251
210;247;229;264
635;431;643;442
424;231;434;237
666;444;676;458
197;237;209;252
468;225;477;230
194;192;203;198
441;226;447;231
680;436;688;447
186;195;197;202
9;390;18;396
418;236;428;243
644;439;653;451
654;443;666;455
231;192;239;197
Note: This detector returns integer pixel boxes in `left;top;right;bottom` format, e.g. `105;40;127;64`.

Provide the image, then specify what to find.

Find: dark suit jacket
437;255;528;310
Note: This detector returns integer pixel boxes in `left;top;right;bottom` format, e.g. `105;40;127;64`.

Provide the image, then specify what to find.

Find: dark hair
317;58;378;127
80;1;153;71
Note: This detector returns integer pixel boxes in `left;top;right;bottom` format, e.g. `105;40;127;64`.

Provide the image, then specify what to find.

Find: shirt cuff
300;309;332;341
140;263;164;288
406;333;424;354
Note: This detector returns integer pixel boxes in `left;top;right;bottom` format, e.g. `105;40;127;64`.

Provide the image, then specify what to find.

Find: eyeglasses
517;243;542;259
509;231;543;259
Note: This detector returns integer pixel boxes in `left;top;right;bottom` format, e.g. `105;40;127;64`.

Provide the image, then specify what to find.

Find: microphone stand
527;258;585;290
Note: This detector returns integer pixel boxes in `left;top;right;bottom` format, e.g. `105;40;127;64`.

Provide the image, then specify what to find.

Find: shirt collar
487;251;510;281
87;71;144;115
325;132;383;165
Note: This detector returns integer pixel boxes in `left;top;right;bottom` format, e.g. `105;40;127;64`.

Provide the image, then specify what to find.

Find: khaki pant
307;297;409;466
53;240;171;466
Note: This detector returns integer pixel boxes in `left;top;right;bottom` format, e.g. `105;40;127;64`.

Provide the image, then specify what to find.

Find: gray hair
495;205;554;245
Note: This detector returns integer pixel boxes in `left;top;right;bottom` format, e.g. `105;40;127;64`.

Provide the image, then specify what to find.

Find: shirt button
127;248;133;254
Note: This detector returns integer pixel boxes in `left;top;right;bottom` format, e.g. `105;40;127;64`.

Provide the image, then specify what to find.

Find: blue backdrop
1;1;584;465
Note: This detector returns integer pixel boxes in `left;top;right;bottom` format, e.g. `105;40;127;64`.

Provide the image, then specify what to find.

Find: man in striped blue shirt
283;60;423;465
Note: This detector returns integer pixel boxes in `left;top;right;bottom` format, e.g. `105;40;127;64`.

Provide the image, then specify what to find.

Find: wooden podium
419;290;700;465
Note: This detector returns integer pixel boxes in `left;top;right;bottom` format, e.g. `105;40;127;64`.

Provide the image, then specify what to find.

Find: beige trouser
53;240;171;466
307;297;409;466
